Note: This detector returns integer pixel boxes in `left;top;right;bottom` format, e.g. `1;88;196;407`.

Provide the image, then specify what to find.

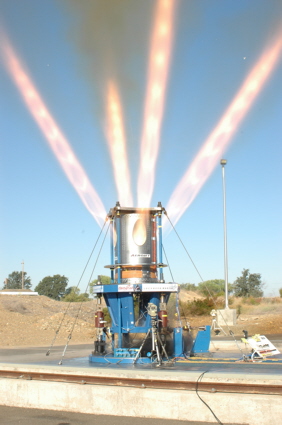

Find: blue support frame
173;328;184;357
157;213;164;282
93;284;179;337
116;212;121;284
110;219;114;284
191;326;211;355
89;205;210;364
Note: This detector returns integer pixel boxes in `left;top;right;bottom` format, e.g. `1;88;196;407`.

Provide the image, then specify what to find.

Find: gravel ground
0;295;100;347
0;294;281;348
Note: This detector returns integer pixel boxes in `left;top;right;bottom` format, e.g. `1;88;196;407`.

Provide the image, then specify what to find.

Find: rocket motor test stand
89;203;210;364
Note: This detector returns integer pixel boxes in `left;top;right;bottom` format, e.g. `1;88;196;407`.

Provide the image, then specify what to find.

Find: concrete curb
0;363;281;425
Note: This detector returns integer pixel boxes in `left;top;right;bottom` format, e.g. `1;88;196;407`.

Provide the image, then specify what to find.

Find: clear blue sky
1;0;281;295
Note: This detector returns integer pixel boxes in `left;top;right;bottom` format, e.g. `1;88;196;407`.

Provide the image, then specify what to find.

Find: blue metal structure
191;326;211;355
89;203;210;364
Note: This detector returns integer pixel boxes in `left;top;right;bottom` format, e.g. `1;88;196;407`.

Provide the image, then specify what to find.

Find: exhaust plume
137;0;176;207
1;36;107;226
105;81;133;206
166;34;282;226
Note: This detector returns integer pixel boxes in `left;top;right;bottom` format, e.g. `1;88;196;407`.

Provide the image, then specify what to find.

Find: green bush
180;283;198;291
62;287;89;302
180;298;215;316
279;288;282;298
197;280;226;297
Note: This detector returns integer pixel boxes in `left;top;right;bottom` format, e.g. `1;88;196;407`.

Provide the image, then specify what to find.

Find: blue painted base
191;325;211;354
89;354;152;364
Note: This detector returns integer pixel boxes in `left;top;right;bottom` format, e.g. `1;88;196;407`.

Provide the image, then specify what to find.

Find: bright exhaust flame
1;38;107;226
105;81;133;206
137;0;176;207
166;35;282;226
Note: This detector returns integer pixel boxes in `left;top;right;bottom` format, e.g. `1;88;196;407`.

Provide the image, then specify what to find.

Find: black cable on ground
195;371;224;425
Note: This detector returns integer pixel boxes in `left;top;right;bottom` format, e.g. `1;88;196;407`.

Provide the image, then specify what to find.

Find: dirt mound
0;294;281;347
179;290;203;302
2;299;31;315
0;295;102;347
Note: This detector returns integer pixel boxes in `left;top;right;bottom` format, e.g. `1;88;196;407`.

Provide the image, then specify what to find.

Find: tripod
133;303;169;365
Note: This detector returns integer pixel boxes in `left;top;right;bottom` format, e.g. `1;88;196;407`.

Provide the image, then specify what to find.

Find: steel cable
162;243;182;327
46;216;108;357
58;220;111;364
164;210;244;355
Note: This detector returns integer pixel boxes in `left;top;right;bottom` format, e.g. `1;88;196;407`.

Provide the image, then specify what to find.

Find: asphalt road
0;406;245;425
0;344;93;364
1;339;281;373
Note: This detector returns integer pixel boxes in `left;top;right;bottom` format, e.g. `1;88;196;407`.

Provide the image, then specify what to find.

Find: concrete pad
216;309;237;326
0;363;281;424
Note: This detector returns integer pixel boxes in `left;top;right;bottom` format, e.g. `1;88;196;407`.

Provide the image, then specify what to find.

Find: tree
64;286;76;297
233;269;263;298
62;287;89;302
35;275;68;300
197;279;232;297
89;275;111;295
3;271;31;290
180;283;197;291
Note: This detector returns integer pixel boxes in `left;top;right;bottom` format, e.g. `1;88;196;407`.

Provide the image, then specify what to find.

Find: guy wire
162;244;174;282
162;243;182;327
165;212;204;282
165;211;243;355
46;216;108;356
58;220;111;365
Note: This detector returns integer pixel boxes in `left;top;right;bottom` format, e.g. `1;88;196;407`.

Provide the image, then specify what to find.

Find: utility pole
217;160;236;328
21;261;24;290
220;159;229;309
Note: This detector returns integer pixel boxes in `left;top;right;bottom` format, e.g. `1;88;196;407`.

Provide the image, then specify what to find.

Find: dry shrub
241;296;262;305
180;298;216;316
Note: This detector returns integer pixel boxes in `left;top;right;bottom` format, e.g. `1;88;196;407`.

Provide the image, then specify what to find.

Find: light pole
21;261;24;290
220;159;229;309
